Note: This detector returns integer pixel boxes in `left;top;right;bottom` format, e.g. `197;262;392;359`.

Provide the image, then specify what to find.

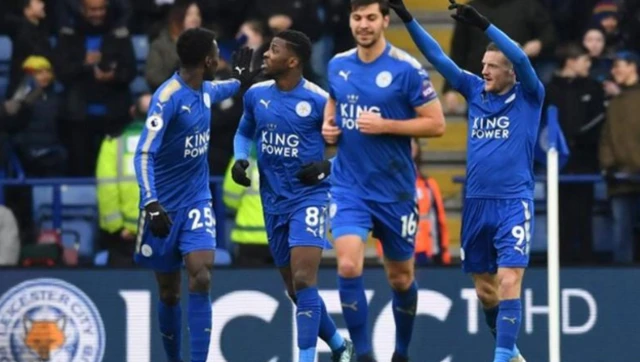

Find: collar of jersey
272;77;305;95
173;72;202;95
354;41;391;66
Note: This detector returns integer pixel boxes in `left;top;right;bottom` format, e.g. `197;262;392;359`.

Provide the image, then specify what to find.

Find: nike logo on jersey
338;70;351;81
260;99;271;109
297;310;313;318
505;93;516;104
341;301;358;312
502;316;517;324
181;105;191;113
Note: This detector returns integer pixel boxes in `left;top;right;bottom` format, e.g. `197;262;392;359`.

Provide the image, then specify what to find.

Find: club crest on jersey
376;71;393;88
296;101;312;117
203;93;211;108
146;114;163;131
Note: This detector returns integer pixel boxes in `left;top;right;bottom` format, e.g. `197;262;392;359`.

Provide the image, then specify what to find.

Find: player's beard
355;31;381;49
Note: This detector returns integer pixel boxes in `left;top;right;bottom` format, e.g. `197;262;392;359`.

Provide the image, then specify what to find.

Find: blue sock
338;275;372;357
392;281;418;358
494;299;522;362
318;298;346;353
485;305;520;357
296;287;322;362
188;292;212;362
158;300;182;362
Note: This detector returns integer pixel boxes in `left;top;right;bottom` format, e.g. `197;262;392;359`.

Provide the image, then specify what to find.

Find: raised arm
485;25;540;94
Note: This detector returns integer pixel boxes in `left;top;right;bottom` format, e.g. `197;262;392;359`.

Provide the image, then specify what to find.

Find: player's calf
384;259;418;362
493;268;524;362
155;272;183;362
335;235;373;359
184;251;214;362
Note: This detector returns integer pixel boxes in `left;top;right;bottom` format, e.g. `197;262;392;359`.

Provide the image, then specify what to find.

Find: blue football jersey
328;44;438;203
134;73;240;211
453;71;544;199
238;79;330;214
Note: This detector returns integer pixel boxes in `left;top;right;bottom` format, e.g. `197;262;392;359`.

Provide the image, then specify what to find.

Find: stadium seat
0;36;11;74
214;248;232;266
132;35;149;74
94;250;109;266
32;185;97;220
130;76;149;96
40;218;97;260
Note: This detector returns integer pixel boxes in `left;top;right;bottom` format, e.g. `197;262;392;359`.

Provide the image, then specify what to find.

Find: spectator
55;0;136;176
0;205;20;266
599;51;640;263
11;55;67;177
56;0;131;36
443;0;556;113
222;150;272;266
376;139;450;265
546;43;606;263
7;0;52;98
590;0;626;54
145;1;201;91
95;94;150;267
238;19;271;51
583;27;613;83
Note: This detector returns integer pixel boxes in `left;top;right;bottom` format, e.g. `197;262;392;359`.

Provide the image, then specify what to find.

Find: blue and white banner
0;268;635;362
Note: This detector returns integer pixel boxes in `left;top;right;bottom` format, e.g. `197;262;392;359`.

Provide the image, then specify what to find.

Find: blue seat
94;250;109;266
214;248;232;266
132;35;149;62
32;185;97;220
41;218;97;259
0;36;11;74
130;76;149;96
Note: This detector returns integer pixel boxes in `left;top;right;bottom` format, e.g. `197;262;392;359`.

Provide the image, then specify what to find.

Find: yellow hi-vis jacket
223;157;267;245
96;122;142;234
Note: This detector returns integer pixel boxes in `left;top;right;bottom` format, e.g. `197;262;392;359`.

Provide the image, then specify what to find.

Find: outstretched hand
231;47;262;88
448;0;490;31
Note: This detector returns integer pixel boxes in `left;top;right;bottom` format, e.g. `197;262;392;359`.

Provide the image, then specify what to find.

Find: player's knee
188;268;211;292
386;268;414;291
498;269;521;295
475;283;499;307
159;289;180;306
292;267;317;291
337;258;363;278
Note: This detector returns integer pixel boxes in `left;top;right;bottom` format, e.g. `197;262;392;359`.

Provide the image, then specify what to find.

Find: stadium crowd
0;0;639;267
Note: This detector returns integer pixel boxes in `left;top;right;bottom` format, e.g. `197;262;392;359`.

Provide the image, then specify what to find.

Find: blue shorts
461;198;533;274
330;190;418;261
134;200;217;272
265;204;329;268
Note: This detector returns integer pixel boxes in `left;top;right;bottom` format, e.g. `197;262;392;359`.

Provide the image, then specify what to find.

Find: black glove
144;201;173;238
231;47;262;88
448;0;490;31
231;159;251;187
389;0;413;23
295;160;331;186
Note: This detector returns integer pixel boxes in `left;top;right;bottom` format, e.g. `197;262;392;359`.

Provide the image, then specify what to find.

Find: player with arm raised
389;1;543;361
133;28;258;362
302;1;445;361
231;30;355;362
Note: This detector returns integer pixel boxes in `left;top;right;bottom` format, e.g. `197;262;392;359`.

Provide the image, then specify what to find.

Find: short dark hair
350;0;390;16
556;43;590;67
176;28;218;67
275;29;313;65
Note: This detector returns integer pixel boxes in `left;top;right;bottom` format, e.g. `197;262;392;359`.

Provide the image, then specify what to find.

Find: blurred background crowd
0;0;638;268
